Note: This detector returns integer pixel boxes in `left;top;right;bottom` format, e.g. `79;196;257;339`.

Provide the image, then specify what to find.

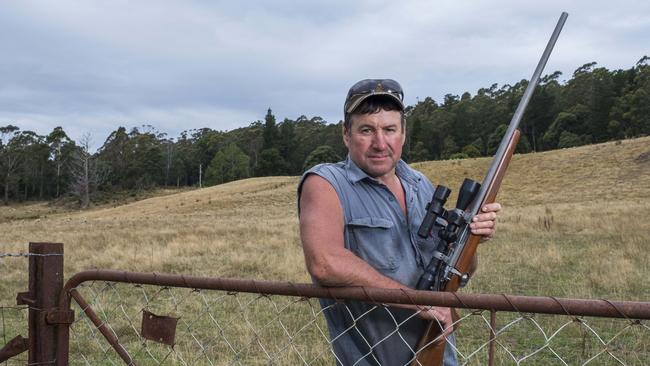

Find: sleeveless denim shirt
298;157;458;366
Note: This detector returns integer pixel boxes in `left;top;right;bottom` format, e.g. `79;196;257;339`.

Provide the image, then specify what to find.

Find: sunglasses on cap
344;79;405;114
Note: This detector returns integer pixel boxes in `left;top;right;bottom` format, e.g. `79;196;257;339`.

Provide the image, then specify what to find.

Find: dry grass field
1;136;649;364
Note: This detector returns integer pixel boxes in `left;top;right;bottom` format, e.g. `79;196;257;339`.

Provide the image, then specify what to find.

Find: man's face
343;109;405;180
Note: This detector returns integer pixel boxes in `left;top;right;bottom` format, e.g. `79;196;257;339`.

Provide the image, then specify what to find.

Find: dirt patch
634;150;650;163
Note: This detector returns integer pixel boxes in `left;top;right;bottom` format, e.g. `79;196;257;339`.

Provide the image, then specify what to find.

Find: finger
471;228;495;237
473;212;497;222
482;203;502;213
442;328;453;344
470;223;495;234
470;220;495;230
425;307;450;326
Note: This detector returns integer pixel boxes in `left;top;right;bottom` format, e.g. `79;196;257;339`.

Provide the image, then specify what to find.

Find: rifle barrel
411;13;569;366
468;11;568;216
446;12;569;272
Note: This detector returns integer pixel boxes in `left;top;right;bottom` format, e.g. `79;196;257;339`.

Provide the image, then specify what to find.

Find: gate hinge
46;309;75;324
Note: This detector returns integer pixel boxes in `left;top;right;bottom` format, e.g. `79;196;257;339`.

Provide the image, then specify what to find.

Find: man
298;79;500;365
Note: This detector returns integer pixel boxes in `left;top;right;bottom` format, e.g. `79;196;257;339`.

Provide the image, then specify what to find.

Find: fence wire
67;281;650;366
69;282;333;365
0;251;30;366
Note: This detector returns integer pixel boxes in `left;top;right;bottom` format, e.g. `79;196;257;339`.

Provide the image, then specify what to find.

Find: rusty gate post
488;310;497;366
16;242;66;365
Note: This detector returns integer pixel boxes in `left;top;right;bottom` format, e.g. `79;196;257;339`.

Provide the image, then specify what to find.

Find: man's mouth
368;155;389;160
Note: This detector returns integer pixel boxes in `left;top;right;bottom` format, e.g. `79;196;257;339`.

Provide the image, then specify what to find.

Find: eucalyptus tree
47;127;75;198
205;143;250;185
0;125;21;204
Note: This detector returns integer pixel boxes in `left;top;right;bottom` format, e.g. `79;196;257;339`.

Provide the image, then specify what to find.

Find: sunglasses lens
344;79;405;113
349;79;403;100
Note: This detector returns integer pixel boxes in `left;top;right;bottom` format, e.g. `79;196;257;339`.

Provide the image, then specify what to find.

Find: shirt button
389;196;395;201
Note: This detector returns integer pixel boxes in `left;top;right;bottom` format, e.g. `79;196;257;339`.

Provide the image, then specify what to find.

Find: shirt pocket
346;217;402;273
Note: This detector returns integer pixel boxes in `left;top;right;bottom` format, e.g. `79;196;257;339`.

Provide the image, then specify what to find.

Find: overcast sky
1;0;648;146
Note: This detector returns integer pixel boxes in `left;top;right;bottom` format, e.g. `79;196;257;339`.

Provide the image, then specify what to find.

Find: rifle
410;12;569;366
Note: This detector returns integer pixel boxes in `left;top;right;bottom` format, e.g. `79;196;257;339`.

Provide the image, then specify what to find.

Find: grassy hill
2;136;648;365
2;136;649;301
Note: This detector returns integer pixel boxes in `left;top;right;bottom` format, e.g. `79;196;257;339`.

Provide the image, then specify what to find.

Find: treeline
1;57;648;206
407;57;649;160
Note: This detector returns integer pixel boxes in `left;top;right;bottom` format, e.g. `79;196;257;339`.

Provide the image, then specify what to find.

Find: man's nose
371;131;387;150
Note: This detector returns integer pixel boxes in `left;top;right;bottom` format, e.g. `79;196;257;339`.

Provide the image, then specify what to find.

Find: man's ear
342;122;350;148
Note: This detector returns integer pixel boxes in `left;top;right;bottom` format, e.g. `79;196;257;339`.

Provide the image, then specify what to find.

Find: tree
302;145;340;171
609;58;650;137
278;119;299;173
487;125;508;155
98;126;130;187
262;108;279;150
205;143;250;185
557;131;582;148
406;99;453;160
542;105;592;149
449;152;469;160
461;145;481;158
441;135;459;159
126;127;164;188
406;97;435;160
522;71;562;151
238;122;264;173
19;131;49;200
0;125;22;204
47;127;74;198
69;134;107;209
485;126;528;155
192;128;225;178
561;63;617;143
256;148;289;176
409;141;430;162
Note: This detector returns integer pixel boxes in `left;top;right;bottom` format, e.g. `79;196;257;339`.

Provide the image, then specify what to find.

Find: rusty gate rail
55;269;650;365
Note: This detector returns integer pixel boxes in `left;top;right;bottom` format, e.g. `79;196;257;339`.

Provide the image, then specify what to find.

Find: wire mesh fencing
61;271;650;366
452;309;649;365
68;283;332;365
0;305;29;365
0;248;32;365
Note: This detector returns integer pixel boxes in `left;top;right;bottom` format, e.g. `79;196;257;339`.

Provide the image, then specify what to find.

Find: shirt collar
344;155;420;186
344;155;369;183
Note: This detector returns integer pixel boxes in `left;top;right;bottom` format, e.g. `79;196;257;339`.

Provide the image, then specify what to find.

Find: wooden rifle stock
411;130;520;366
410;12;568;365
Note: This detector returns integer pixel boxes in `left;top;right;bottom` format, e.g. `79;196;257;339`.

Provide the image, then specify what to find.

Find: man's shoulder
397;160;432;186
301;161;347;183
306;161;345;174
298;161;348;196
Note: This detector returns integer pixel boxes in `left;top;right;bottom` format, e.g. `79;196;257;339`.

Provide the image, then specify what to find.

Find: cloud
0;0;648;145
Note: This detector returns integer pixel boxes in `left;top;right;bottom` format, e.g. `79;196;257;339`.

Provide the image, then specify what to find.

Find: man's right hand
417;306;453;344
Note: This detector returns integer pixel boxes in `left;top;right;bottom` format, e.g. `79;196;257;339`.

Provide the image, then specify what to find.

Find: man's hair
343;95;405;134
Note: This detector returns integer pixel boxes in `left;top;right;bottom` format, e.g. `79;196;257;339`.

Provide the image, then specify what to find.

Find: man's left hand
469;202;501;240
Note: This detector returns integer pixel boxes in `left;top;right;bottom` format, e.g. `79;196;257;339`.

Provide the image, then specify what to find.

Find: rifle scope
415;178;480;291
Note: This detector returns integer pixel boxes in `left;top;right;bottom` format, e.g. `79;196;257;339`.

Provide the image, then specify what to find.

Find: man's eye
360;128;373;134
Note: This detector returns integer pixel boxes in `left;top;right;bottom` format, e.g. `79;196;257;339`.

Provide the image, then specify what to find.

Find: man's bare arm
299;174;405;289
299;174;453;335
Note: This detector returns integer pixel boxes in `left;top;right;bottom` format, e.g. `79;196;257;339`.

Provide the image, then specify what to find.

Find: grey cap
344;79;405;114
